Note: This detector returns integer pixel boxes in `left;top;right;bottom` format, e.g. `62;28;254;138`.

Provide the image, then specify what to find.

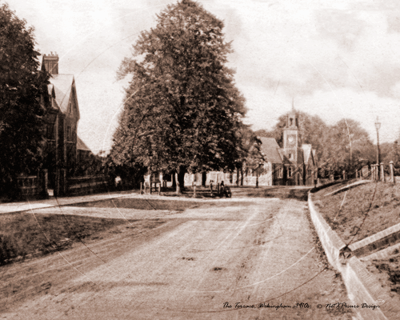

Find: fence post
54;169;60;197
381;163;385;182
62;169;67;195
330;174;334;181
372;165;375;181
140;182;143;194
41;169;49;198
390;161;395;184
342;170;346;180
158;183;161;195
193;184;196;198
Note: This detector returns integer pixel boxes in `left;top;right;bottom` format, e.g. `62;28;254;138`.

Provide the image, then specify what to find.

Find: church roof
77;136;91;152
50;74;75;114
259;137;282;164
302;144;312;163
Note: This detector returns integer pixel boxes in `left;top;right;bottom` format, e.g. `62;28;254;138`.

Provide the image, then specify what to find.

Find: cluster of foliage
110;0;247;191
256;110;376;176
0;4;49;196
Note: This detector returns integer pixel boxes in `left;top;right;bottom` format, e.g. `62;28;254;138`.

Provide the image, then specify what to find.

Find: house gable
67;80;80;121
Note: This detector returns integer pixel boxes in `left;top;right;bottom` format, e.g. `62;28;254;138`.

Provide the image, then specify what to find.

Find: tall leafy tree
111;0;246;192
320;119;374;172
0;4;49;196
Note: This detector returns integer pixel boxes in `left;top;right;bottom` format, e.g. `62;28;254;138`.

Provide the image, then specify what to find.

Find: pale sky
5;0;400;153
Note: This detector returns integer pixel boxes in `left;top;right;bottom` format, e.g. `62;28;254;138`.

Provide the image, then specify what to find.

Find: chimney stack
42;52;59;75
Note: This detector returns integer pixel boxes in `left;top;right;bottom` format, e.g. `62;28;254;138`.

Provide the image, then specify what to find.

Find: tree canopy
0;4;49;195
110;0;246;190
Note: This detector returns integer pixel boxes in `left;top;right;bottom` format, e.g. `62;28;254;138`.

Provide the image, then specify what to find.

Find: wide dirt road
0;197;354;319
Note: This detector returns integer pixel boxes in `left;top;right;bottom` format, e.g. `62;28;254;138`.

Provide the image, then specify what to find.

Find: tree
319;119;374;174
111;0;246;192
0;4;49;196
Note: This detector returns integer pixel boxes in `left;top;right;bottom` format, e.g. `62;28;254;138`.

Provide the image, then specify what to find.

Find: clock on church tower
287;134;297;147
283;108;299;150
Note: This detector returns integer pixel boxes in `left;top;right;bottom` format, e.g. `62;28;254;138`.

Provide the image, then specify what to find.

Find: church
274;108;318;186
231;108;318;186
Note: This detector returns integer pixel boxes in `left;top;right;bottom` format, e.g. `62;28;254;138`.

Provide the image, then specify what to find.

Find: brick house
41;53;91;194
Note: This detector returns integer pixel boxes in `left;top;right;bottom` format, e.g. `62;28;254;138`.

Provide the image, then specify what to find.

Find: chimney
42;52;59;75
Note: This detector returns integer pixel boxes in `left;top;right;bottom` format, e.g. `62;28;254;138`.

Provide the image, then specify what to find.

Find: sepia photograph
1;0;400;319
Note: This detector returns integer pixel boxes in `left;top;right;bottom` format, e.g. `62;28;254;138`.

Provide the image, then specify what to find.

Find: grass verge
313;181;400;243
0;212;163;265
365;248;400;298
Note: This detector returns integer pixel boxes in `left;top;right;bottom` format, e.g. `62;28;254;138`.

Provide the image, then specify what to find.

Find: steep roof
259;137;282;164
77;136;91;152
302;144;312;164
50;74;75;114
46;84;59;111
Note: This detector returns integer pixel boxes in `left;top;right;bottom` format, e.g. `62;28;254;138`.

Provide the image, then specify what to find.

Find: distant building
277;108;317;185
41;53;91;190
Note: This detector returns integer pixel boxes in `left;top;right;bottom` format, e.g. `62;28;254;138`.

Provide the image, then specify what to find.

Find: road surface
0;197;354;319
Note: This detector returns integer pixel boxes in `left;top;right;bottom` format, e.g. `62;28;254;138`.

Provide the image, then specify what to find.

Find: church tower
283;100;299;163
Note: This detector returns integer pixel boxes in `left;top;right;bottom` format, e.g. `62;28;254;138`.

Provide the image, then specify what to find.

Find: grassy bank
0;211;163;265
313;181;400;243
365;248;400;297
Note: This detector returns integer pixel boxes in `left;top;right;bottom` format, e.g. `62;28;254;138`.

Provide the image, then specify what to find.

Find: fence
16;170;48;199
367;161;397;183
67;175;111;196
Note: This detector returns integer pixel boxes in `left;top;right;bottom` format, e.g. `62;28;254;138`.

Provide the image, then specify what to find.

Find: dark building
41;53;91;192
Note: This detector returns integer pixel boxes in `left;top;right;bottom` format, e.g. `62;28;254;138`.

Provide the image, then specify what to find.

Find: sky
5;0;400;153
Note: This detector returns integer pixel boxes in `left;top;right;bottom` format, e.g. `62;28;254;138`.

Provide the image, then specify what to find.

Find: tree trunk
172;171;176;189
202;172;207;187
176;166;186;194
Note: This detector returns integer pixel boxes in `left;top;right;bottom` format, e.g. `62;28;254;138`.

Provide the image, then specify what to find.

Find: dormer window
289;153;293;159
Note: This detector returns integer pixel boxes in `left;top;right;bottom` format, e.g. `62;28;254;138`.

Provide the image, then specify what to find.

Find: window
289;153;293;160
67;126;72;141
47;123;55;140
288;167;293;178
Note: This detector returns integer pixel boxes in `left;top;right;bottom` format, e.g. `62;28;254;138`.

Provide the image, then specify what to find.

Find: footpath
0;185;313;215
0;190;141;214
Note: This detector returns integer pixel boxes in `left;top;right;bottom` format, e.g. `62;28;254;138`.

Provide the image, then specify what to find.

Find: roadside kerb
308;193;346;270
308;193;389;320
324;180;371;197
360;241;400;261
349;222;400;258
